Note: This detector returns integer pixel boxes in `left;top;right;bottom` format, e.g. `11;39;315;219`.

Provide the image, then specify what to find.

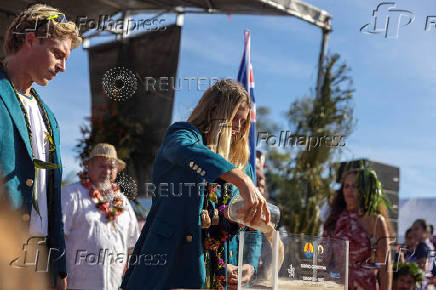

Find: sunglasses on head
35;13;67;30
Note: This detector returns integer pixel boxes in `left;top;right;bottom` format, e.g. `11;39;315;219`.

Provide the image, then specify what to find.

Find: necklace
1;62;58;217
1;62;54;151
79;172;125;223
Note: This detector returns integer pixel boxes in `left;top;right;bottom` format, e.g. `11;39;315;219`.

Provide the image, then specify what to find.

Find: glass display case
237;231;349;290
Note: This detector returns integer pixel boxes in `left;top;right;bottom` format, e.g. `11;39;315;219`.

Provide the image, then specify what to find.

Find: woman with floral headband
121;79;268;290
323;167;393;290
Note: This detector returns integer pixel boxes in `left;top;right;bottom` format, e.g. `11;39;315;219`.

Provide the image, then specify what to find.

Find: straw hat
84;143;126;170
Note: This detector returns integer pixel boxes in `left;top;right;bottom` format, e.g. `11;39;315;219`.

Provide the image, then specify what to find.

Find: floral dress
202;179;240;289
326;210;378;290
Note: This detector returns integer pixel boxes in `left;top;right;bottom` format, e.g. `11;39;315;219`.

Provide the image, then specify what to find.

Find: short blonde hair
188;79;251;169
4;3;82;55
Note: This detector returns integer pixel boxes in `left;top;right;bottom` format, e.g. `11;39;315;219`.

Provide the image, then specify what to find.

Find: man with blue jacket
0;4;81;289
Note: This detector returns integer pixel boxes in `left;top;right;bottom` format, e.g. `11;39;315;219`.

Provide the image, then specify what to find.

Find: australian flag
237;30;256;183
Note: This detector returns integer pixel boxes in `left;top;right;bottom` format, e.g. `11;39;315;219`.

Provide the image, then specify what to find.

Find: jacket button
22;213;30;222
26;179;33;187
186;235;193;243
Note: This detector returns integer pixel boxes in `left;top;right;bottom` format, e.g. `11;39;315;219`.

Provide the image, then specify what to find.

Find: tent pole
316;23;331;100
121;10;131;40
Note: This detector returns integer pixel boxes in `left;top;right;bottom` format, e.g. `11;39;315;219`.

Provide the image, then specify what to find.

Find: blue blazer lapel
0;71;33;159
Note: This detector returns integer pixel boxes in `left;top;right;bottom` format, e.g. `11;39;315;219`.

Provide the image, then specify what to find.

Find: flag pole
316;21;331;100
237;30;257;182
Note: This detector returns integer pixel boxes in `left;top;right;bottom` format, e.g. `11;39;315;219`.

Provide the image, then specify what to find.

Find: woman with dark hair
395;228;418;263
323;168;393;290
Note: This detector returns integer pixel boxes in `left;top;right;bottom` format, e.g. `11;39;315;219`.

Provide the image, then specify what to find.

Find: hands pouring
220;168;271;227
239;184;270;227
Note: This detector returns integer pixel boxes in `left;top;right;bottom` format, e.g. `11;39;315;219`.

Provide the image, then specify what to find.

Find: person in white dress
61;143;139;290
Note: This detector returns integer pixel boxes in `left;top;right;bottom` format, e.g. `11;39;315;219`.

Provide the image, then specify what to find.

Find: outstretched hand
238;181;270;226
219;168;271;226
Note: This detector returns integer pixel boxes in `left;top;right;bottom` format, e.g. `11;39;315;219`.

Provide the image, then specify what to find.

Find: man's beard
95;177;112;192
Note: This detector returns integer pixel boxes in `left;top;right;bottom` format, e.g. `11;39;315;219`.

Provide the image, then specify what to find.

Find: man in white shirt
62;143;139;290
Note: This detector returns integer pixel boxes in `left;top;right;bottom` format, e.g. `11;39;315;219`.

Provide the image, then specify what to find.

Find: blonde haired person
187;79;251;168
0;4;81;290
4;3;81;55
121;79;269;290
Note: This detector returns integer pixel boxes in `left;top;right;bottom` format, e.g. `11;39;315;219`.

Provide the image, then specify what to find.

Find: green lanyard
11;82;60;217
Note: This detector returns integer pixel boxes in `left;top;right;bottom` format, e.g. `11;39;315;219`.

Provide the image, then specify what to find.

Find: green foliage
261;54;355;235
355;168;392;215
393;263;424;284
75;100;155;184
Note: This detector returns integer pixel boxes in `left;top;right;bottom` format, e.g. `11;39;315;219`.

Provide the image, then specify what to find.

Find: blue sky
34;0;436;199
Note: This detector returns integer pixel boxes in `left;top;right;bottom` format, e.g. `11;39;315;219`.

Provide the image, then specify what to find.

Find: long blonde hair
188;79;251;170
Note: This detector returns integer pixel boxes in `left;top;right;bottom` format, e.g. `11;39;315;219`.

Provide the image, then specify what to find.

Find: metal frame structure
0;0;332;97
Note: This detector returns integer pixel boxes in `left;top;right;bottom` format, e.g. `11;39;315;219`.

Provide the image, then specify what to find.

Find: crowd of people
0;5;270;289
0;3;435;290
394;219;436;289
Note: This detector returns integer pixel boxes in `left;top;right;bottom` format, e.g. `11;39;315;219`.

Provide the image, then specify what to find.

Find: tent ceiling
0;0;330;57
0;0;331;34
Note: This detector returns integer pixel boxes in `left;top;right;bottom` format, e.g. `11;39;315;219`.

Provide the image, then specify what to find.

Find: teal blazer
122;122;237;289
0;68;66;282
